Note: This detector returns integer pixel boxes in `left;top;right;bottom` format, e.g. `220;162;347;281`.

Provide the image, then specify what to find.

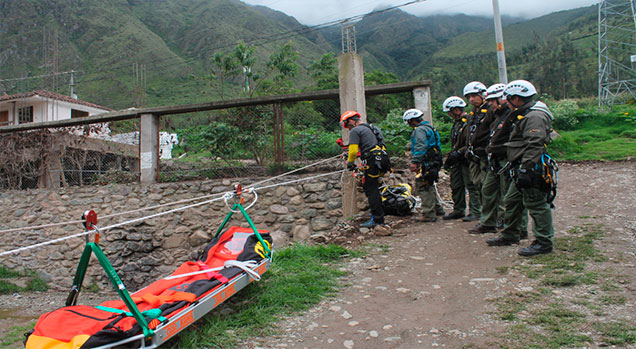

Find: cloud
242;0;599;25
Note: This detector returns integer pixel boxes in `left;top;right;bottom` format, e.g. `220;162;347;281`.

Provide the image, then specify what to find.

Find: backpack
381;183;416;216
361;123;392;173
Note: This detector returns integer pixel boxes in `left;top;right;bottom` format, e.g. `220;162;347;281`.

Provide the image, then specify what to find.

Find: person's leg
363;172;385;224
449;165;466;215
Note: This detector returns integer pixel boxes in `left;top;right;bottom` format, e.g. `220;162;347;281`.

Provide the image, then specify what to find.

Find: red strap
197;261;229;283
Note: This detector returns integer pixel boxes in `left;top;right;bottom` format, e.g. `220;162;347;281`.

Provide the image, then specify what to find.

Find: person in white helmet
402;108;445;222
461;81;490;222
441;96;480;220
486;80;555;256
469;83;527;236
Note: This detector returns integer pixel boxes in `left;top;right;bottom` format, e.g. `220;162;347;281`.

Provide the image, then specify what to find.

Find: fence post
338;52;366;219
140;113;159;184
273;103;285;171
413;86;433;125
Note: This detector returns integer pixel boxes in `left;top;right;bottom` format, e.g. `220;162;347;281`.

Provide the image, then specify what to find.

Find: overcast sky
241;0;599;26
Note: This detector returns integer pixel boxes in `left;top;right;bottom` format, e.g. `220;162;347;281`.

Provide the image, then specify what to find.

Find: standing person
486;80;555;256
402;109;444;222
462;81;489;222
469;83;510;234
441;96;480;220
341;110;390;228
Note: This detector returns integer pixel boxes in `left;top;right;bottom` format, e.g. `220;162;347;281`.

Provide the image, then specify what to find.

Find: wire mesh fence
0;86;426;189
0;124;140;190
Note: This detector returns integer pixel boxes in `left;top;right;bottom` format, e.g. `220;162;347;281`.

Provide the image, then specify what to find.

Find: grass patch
0;322;36;347
166;244;358;348
493;224;636;347
0;266;48;294
593;321;636;345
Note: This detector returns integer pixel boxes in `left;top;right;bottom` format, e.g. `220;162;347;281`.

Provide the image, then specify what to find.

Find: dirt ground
1;162;635;348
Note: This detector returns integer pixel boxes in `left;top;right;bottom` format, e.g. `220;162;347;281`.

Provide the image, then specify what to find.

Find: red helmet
340;110;360;128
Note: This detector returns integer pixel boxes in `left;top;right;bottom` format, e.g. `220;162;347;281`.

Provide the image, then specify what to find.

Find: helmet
402;108;423;125
463;81;487;97
503;80;537;99
485;83;506;100
340;110;360;128
442;96;466;112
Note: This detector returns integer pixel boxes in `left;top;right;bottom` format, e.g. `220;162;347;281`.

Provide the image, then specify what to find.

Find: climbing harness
540;153;559;208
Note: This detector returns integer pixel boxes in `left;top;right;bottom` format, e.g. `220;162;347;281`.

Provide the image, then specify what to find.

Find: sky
241;0;599;26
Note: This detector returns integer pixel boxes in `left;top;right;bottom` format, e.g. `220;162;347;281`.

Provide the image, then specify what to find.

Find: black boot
487;236;519;246
518;240;553;256
468;224;498;234
443;211;464;220
462;214;479;222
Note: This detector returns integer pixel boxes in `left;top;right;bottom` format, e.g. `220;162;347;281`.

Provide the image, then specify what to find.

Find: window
18;106;33;124
71;109;89;118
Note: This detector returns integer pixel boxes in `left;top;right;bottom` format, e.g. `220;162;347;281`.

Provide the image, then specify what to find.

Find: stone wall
0;173;345;290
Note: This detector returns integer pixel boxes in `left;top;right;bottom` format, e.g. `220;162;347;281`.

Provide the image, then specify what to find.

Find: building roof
0;90;113;111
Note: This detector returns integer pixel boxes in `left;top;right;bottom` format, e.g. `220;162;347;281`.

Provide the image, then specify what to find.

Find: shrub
551;99;580;130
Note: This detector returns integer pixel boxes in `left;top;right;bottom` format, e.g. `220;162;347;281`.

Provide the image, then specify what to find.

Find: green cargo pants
415;176;444;219
449;161;480;216
501;183;553;247
480;159;507;228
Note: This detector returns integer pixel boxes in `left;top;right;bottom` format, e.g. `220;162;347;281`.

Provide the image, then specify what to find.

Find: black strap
360;123;385;147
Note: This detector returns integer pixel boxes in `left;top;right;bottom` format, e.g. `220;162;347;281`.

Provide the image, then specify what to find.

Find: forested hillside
0;0;597;109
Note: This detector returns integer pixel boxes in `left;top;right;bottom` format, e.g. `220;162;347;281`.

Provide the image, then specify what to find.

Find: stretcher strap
96;306;167;322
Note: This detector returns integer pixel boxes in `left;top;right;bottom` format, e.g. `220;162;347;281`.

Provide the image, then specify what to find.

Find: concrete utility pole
492;0;508;84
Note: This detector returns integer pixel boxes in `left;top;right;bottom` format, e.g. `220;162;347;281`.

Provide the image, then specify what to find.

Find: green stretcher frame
65;202;270;343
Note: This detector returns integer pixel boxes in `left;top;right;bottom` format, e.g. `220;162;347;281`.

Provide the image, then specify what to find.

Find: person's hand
515;168;534;189
409;163;419;173
347;162;357;171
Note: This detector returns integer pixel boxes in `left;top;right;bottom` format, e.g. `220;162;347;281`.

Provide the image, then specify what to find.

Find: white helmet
463;81;487;97
485;83;506;100
442;96;466;112
503;80;537;99
402;108;423;125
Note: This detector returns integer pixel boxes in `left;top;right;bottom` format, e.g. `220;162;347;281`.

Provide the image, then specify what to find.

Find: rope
0;169;345;257
434;183;454;209
163;260;260;281
0;156;343;235
0;195;226;257
245;154;342;190
0;192;227;234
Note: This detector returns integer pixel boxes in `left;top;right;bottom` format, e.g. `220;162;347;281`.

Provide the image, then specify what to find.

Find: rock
311;217;334;231
304;193;319;203
329;305;342;312
286;187;300;196
289;195;303;205
270;230;290;247
374;225;392;236
189;230;210;245
148;193;162;201
343;340;354;349
326;199;342;210
163;235;186;249
348;321;359;327
292;225;311;242
341;310;352;319
369;330;379;338
270;205;289;215
303;182;327;193
279;215;295;223
301;208;318;218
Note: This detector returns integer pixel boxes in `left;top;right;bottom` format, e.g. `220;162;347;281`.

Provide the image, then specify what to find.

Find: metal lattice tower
341;22;357;53
598;0;636;105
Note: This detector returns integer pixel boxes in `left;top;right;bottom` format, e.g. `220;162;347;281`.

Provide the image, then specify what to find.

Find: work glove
515;168;534;189
347;162;357;171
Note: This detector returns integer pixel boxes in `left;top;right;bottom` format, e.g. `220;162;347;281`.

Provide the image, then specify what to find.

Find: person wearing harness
403;108;445;222
441;96;480;221
469;83;509;234
486;80;555;256
462;81;489;222
341;110;390;229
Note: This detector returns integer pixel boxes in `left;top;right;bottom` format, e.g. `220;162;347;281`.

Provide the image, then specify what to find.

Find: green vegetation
0;266;48;294
491;224;636;348
166;244;361;348
548;99;636;161
0;322;37;347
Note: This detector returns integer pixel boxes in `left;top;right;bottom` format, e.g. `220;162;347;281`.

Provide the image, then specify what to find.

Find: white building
0;90;112;127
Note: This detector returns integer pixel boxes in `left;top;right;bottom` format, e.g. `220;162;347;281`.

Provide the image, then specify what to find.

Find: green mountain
0;0;598;110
